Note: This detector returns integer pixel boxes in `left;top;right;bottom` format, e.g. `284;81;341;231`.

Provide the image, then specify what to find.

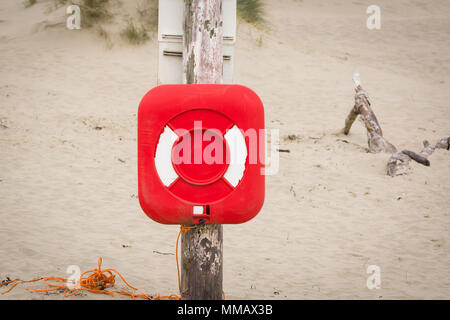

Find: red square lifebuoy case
138;84;265;224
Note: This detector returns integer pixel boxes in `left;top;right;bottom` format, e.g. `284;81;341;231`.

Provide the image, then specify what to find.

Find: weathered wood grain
181;0;224;300
342;75;396;154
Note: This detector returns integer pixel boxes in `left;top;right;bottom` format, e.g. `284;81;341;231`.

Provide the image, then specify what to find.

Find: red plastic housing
138;84;265;224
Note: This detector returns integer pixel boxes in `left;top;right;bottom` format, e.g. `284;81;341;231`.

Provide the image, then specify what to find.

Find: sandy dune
0;0;449;299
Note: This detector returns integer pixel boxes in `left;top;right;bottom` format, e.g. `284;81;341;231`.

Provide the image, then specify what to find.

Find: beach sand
0;0;449;299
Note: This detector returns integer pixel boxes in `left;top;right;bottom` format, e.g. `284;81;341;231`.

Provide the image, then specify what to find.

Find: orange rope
2;226;225;300
1;257;179;300
1;277;44;294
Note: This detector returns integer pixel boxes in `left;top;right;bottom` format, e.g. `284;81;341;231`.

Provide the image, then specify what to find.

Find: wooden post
180;0;224;300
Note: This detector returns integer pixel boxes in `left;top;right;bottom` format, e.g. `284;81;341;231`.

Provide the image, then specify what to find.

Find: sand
0;0;449;299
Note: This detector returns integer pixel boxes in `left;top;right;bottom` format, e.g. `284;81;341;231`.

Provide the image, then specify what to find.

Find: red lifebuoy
138;84;265;225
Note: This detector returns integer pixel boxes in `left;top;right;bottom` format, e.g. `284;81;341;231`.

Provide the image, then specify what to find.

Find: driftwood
343;72;449;176
343;72;397;154
387;134;450;176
